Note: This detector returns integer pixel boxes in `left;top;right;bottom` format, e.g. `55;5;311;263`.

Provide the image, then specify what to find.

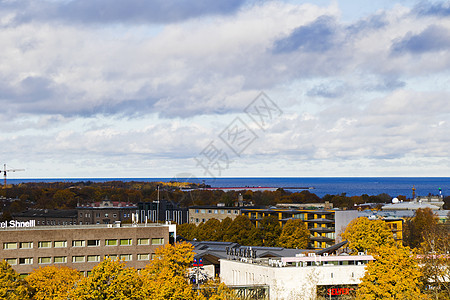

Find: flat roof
0;223;168;232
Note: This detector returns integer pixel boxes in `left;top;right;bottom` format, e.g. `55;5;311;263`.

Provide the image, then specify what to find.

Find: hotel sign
0;220;36;228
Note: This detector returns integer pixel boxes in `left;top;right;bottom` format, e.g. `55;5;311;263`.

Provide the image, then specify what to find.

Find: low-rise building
0;223;172;275
242;208;358;249
12;209;78;226
220;253;374;300
77;198;137;225
138;199;188;224
189;205;243;224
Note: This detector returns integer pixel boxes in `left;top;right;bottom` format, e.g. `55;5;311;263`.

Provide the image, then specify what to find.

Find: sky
1;0;450;179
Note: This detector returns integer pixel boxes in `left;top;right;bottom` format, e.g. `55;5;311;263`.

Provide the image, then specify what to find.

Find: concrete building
220;253;374;300
77;198;137;225
12;209;78;226
0;223;173;275
138;199;188;224
189;205;243;225
241;208;357;249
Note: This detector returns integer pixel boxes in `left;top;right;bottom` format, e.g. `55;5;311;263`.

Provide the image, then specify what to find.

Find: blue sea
9;177;450;198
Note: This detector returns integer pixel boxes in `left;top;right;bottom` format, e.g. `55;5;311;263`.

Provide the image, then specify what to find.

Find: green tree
278;219;310;249
341;217;394;254
71;258;143;300
196;219;222;241
177;223;197;241
26;266;81;300
0;260;29;300
357;245;426;300
223;215;256;245
255;215;281;247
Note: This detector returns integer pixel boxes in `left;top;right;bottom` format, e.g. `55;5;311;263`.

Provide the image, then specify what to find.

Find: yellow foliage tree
341;217;394;254
197;278;239;300
0;260;29;300
71;258;144;300
140;242;197;300
278;219;310;249
357;245;427;300
26;266;81;300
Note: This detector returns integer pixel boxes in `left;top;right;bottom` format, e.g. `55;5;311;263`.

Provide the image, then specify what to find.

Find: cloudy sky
1;0;450;179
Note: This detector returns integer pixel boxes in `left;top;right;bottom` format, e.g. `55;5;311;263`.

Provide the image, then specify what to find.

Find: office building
220;253;374;300
0;223;173;275
138;199;188;224
77;198;137;224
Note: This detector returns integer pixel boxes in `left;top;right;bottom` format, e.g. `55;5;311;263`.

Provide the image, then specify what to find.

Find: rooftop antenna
2;164;25;188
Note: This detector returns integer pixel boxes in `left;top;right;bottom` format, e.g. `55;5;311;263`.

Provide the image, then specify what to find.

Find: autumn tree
198;278;239;300
0;260;29;300
341;217;394;254
177;223;197;240
141;242;196;300
419;222;450;299
403;208;438;249
223;215;256;245
278;219;310;249
254;215;281;247
357;245;426;300
196;219;222;241
71;258;143;300
26;266;81;300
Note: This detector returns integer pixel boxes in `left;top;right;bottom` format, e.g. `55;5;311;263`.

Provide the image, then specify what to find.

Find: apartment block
0;224;171;275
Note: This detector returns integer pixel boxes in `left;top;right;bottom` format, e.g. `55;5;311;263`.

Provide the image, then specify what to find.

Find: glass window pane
38;241;51;248
87;255;100;262
54;256;67;263
72;256;85;263
105;239;118;246
38;257;51;264
19;242;33;249
120;239;132;246
3;242;18;250
54;241;67;248
151;238;164;245
137;238;149;245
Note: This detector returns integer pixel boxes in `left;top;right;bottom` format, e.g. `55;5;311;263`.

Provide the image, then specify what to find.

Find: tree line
4;180;448;219
177;215;310;249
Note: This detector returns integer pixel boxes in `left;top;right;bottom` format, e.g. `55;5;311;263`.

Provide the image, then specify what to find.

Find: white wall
220;259;366;300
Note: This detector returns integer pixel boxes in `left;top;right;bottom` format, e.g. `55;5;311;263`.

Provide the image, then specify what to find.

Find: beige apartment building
188;205;242;224
0;223;172;275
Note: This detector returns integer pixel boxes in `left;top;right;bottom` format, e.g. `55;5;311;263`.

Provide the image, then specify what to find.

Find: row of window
3;238;164;250
194;209;239;214
5;254;153;265
80;213;131;218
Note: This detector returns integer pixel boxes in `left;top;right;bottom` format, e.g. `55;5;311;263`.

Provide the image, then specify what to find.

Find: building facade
12;209;78;226
189;205;242;225
77;198;137;225
0;224;171;275
242;208;357;249
138;199;188;224
220;253;374;300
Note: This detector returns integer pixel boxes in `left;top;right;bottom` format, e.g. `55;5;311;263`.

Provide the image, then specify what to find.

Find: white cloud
1;1;450;178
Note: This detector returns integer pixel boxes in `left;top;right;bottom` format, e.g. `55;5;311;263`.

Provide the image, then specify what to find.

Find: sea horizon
8;177;450;199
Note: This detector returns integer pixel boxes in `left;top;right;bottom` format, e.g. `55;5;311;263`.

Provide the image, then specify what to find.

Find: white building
220;253;373;300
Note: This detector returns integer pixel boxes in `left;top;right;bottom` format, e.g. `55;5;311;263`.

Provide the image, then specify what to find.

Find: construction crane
2;164;25;188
